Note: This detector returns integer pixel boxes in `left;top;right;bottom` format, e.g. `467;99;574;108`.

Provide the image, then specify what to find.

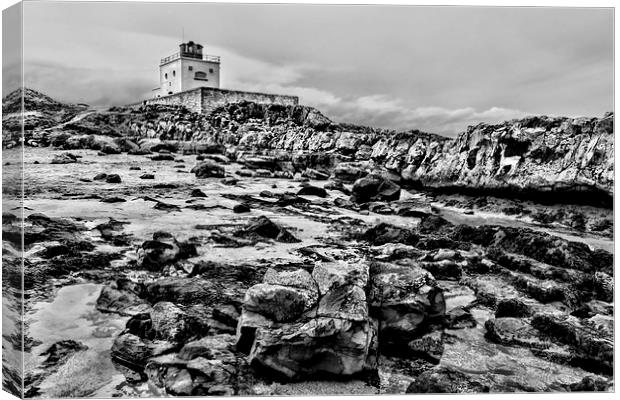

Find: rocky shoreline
1;89;614;396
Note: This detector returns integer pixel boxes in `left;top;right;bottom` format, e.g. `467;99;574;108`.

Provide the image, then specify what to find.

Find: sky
3;1;614;135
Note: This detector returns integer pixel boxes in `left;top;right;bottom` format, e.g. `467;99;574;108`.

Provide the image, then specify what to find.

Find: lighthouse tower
157;41;221;97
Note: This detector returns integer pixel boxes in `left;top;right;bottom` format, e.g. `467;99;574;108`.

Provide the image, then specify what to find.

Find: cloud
205;53;530;135
300;92;529;136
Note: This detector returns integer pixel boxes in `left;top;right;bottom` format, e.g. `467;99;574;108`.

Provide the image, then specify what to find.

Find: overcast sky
4;2;614;135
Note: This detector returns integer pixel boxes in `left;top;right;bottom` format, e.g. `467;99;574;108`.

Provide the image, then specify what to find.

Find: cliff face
393;114;614;201
205;103;614;202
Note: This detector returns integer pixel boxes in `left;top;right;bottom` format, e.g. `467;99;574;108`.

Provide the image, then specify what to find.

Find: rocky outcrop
2;88;88;147
236;261;445;380
401;114;614;204
9;89;613;203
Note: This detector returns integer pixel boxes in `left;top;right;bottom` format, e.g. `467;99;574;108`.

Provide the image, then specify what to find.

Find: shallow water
25;282;155;398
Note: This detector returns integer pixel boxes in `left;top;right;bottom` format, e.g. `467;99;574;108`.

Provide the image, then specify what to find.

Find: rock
407;330;444;364
190;188;207;198
446;307;477;329
136;232;197;270
246;316;377;379
237;216;301;243
100;196;127;203
485;317;549;349
361;223;418;246
96;283;150;316
212;305;240;328
221;177;238;185
236;262;377;380
101;144;121;154
236;169;253;177
144;277;227;306
368;262;445;351
243;284;309;322
130;166;141;170
276;194;310;207
242;269;319;322
153;201;181;211
301;168;330;180
51;153;78;164
297;185;328;198
452;224;610;274
146;335;240;396
2;213;17;225
254;169;272;178
569;376;612;392
151;154;175;161
191;161;225;178
593;271;613;302
40;340;88;367
351;174;401;203
531;313;613;374
93;173;107;181
406;366;490;393
111;333;152;370
149;301;203;342
495;298;532;318
105;174;122;183
233;203;250;213
419;259;462;280
240;156;278;171
332;163;367;183
311;261;368;296
140;174;155;179
324;180;351;195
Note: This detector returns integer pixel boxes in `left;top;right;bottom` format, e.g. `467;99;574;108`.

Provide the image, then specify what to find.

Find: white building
156;41;221;97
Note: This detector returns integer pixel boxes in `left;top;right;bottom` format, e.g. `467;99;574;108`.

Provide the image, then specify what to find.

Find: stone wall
141;87;299;114
141;88;203;113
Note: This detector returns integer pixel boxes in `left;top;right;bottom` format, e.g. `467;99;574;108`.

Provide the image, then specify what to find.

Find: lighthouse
157;41;221;97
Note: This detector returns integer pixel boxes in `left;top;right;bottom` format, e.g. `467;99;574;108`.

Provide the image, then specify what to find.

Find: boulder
105;174;122;183
190;188;208;198
136;232;197;270
191;161;225;178
149;301;204;343
236;263;378;380
242;269;319;323
297;185;328;198
51;153;78;164
236;216;301;243
111;333;152;370
368;262;445;351
95;284;150;316
232;203;251;213
351;174;401;203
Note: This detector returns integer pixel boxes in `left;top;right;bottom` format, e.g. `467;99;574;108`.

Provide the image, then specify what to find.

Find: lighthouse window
173;70;176;77
188;66;193;71
194;71;208;80
209;68;214;73
164;73;168;79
